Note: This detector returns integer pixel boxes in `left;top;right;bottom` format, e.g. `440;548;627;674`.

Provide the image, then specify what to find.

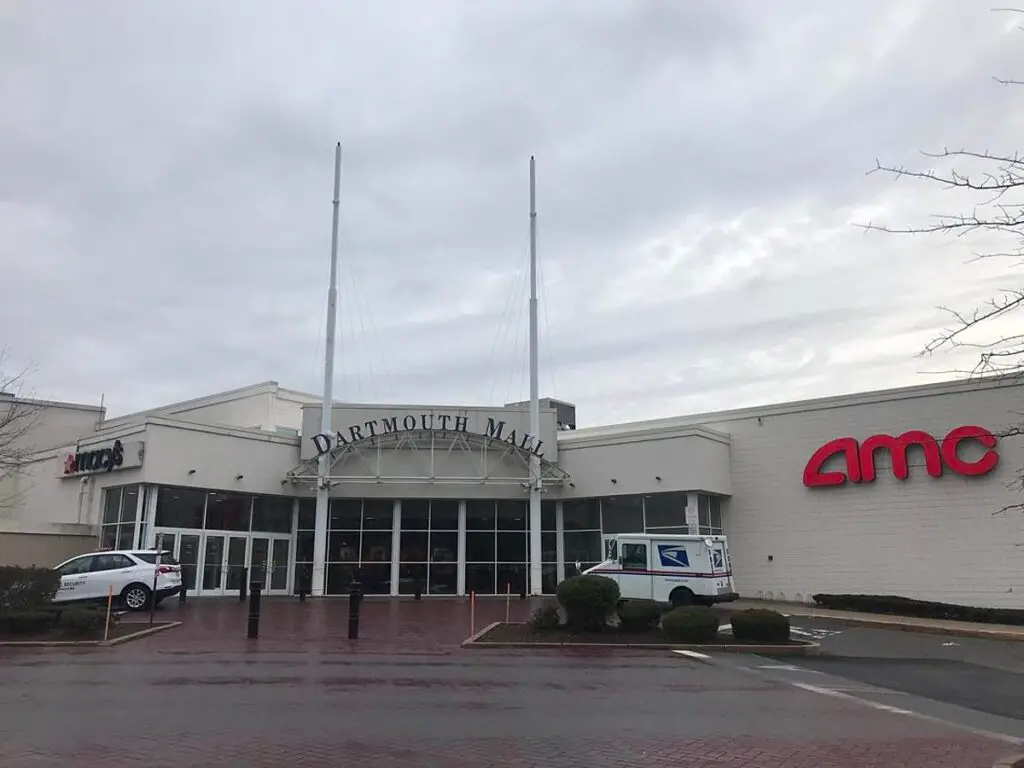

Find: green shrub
528;603;562;631
0;610;56;636
0;567;60;613
556;575;620;632
661;606;720;643
811;594;1024;626
617;599;661;632
730;609;790;643
58;608;107;638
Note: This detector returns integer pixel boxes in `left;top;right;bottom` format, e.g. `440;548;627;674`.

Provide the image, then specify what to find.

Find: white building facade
4;375;1022;608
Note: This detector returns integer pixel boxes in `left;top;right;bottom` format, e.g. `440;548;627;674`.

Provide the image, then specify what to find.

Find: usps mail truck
583;533;737;608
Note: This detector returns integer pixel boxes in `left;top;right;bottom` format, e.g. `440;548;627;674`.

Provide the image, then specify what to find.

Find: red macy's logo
803;425;1000;488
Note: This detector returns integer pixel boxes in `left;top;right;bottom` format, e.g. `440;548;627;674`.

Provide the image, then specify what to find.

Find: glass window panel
296;531;315;562
359;563;391;595
528;531;558;562
496;500;527;530
541;501;556;531
564;530;602;562
251;496;293;533
118;523;136;549
621;543;647;570
205;493;251;531
465;500;496;531
698;494;711;528
646;526;690;535
429;531;458;562
328;531;359;562
466;531;495;562
601;496;644;534
709;496;723;531
429;499;459;530
644;492;687;529
400;500;429;530
398;563;427;594
399;531;429;562
496;531;526;562
120;486;139;523
496;564;526;595
155;487;206;528
293;562;313;591
562;499;600;530
297;499;316;530
326;563;356;595
465;563;495;595
541;564;558;595
428;563;457;595
99;525;117;549
330;499;361;530
102;488;122;525
360;531;392;564
362;499;394;530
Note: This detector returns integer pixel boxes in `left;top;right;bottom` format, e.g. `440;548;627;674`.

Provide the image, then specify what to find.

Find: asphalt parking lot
721;615;1024;739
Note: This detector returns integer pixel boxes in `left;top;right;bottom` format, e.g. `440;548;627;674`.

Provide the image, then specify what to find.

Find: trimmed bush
528;603;562;631
661;606;720;643
0;610;55;636
556;575;620;632
0;567;60;613
57;608;107;638
730;609;790;643
812;594;1024;626
617;599;662;633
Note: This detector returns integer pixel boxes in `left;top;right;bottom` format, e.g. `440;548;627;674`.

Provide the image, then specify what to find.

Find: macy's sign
803;425;1000;488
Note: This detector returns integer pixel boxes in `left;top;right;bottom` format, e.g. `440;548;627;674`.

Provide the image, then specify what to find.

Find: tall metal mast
528;156;543;596
312;142;342;597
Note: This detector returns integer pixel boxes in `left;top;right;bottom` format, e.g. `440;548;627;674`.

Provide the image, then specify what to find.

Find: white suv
53;550;182;611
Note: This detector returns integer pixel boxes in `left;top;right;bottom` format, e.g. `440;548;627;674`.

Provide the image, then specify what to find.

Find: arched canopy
286;427;571;487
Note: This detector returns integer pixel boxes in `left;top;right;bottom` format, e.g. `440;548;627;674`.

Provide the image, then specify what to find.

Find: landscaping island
0;565;177;646
465;574;816;652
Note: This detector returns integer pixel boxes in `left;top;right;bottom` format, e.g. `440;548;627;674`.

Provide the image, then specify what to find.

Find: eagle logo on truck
657;545;690;568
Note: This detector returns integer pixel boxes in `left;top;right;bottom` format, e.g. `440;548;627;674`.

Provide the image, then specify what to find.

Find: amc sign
803;425;999;488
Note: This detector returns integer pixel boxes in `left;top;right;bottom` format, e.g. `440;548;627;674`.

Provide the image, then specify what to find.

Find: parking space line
790;682;1024;747
672;650;712;661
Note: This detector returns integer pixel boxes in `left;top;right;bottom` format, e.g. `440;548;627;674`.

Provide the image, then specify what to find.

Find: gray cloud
1;1;1022;426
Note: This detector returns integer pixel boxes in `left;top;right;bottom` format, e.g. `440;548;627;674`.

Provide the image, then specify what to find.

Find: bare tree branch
0;349;41;513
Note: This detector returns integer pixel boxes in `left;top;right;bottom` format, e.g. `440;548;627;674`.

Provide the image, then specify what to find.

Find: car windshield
133;551;179;565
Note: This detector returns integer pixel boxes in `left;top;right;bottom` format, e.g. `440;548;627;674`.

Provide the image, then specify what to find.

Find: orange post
103;585;114;642
504;581;511;624
470;591;476;636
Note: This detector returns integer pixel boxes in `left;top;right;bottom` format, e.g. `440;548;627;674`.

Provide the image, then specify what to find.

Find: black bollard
348;578;362;639
520;580;527;600
178;579;187;605
247;582;262;639
414;580;422;601
298;565;311;602
239;567;248;602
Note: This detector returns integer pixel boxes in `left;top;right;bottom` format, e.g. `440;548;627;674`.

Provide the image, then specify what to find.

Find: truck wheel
670;587;695;608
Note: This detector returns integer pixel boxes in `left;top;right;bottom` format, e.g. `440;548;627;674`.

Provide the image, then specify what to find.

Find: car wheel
121;583;152;611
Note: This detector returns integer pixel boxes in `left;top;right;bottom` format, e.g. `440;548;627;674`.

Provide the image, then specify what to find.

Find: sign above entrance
312;413;546;458
803;425;999;488
61;439;145;478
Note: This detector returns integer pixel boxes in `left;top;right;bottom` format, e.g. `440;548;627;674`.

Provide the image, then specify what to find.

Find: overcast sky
2;1;1023;427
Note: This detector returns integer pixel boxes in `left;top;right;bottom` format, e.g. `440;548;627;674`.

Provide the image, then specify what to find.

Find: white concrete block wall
702;380;1024;608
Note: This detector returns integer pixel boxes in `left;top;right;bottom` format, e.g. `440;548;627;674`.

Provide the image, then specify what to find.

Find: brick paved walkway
117;595;542;654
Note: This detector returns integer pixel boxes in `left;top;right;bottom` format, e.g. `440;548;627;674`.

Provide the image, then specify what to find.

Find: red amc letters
802;425;1000;488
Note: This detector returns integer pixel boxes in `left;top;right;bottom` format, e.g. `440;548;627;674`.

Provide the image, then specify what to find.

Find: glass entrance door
152;529;292;597
250;538;269;590
224;536;248;594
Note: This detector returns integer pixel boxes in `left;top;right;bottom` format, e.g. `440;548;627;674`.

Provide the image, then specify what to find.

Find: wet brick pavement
0;598;1015;766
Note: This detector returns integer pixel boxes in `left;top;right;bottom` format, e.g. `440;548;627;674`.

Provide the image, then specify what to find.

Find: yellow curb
100;621;182;646
0;621;181;648
784;612;1024;642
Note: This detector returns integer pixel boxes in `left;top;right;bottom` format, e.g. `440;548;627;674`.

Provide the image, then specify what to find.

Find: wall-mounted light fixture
610;478;618;484
235;474;244;480
187;469;196;475
655;475;662;481
568;482;576;488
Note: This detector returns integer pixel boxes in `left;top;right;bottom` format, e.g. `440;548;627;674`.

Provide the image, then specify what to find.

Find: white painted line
673;649;712;660
790;682;1024;747
756;664;825;674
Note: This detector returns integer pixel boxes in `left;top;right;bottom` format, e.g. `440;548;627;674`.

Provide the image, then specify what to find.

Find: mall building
1;374;1021;608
